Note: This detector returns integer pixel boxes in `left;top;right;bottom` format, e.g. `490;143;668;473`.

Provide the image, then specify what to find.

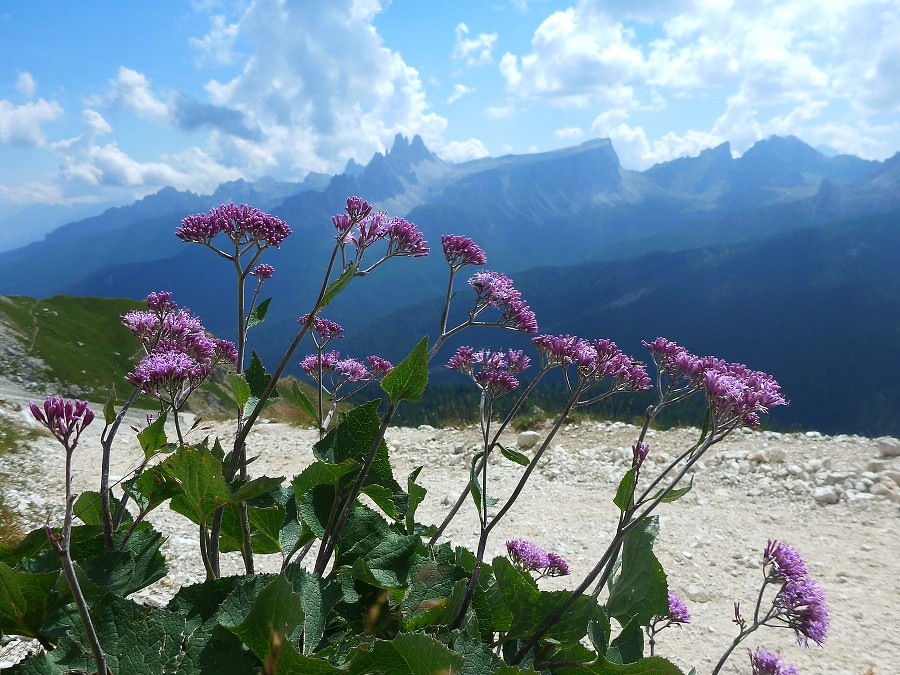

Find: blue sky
1;0;898;213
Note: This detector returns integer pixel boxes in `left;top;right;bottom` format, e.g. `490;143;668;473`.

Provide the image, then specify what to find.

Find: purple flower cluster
467;270;538;333
506;539;570;577
749;647;798;675
446;346;530;398
643;337;787;429
300;350;393;390
632;441;651;466
666;591;692;624
531;334;651;391
298;313;344;343
251;263;275;280
442;234;487;270
29;396;95;449
123;292;237;404
763;540;829;647
177;203;291;249
333;197;429;263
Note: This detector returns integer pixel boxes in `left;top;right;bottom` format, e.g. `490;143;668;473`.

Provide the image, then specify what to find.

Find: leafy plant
0;198;826;675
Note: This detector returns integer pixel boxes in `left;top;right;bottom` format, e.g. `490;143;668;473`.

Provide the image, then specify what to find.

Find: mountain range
1;134;897;436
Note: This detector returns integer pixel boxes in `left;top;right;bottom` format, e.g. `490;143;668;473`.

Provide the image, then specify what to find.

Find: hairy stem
100;386;139;549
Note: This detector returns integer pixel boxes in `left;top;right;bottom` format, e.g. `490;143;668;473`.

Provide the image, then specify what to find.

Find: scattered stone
813;486;841;504
875;436;900;458
685;584;713;603
517;430;541;450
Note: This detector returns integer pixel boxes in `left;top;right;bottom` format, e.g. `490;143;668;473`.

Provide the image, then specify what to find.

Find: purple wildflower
749;647;799;675
776;576;829;647
506;349;531;375
300;350;341;378
30;396;94;449
177;203;291;248
447;346;476;373
442;234;487;270
506;539;551;572
298;313;344;342
474;369;519;397
468;270;538;333
643;337;703;382
124;293;235;404
546;552;570;577
384;217;429;257
251;263;275;280
366;355;394;377
667;591;692;624
633;441;650;466
345;195;372;221
702;362;787;429
764;540;809;583
146;291;177;312
336;358;369;383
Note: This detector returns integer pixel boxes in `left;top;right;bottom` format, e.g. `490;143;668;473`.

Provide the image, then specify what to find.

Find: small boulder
517;430;541;450
813;486;840;505
875;436;900;458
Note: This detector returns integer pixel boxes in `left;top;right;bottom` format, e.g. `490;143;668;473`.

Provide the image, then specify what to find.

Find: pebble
813;485;841;504
875;436;900;458
517;430;541;450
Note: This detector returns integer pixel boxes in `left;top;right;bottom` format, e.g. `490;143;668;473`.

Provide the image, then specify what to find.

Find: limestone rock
517;430;541;450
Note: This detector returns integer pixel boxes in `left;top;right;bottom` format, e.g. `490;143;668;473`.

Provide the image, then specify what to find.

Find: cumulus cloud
50;109;241;193
190;13;242;65
447;84;475;104
0;98;64;146
484;104;516;119
94;67;171;121
436;138;491;163
16;72;36;97
499;5;644;108
201;0;447;176
453;23;498;66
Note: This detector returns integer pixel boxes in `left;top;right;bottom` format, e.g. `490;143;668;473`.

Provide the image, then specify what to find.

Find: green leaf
292;460;358;498
469;451;486;512
606;517;668;629
247;296;272;329
73;490;113;526
360;483;399;520
160;444;233;525
648;477;694;505
232;475;285;502
380;336;429;403
103;385;117;425
227;373;250;410
286;379;318;419
283;566;344;656
321;263;357;308
499;444;530;467
221;573;305;662
405;467;426;535
137;411;169;459
614;468;637;511
123;468;182;517
0;562;66;640
348;633;465;675
337;504;419;588
244;350;280;418
492;557;596;645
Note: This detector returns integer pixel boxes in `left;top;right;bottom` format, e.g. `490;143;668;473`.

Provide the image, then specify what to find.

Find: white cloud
202;0;447;176
447;84;475;104
94;67;172;121
498;5;644;108
50;109;241;193
0;98;64;146
554;126;583;139
452;23;498;66
437;138;491;163
16;72;36;97
0;180;64;206
190;14;242;65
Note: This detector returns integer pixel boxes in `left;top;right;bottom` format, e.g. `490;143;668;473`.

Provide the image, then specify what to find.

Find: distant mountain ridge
1;134;897;436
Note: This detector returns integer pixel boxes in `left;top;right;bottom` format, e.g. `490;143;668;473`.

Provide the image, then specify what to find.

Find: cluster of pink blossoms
763;540;829;648
29;395;95;450
468;270;538;333
123;292;237;405
442;234;487;270
643;337;787;429
447;347;531;398
300;351;393;388
532;334;652;391
506;538;570;577
332;196;429;262
177;203;291;249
